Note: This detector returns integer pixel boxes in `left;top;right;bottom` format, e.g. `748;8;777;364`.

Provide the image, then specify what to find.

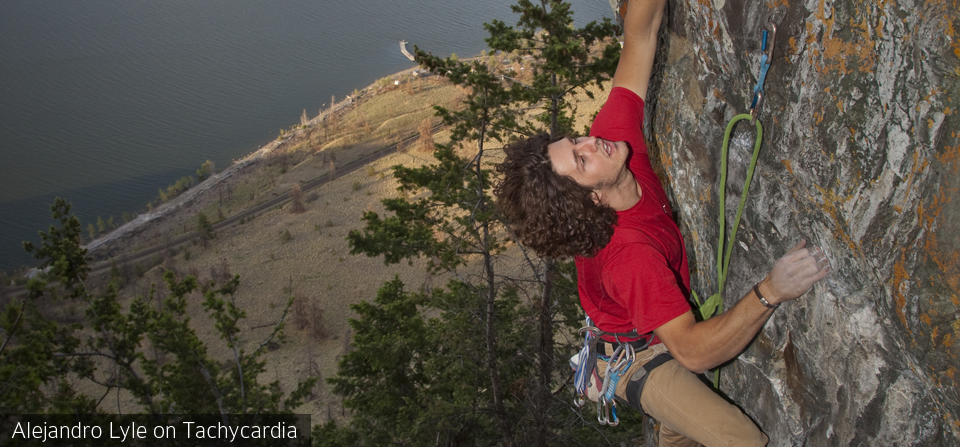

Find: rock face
645;0;959;444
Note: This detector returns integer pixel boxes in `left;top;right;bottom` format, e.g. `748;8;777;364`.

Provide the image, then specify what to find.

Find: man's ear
592;190;604;205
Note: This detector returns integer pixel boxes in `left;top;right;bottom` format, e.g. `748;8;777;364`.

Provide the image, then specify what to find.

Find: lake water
0;0;610;272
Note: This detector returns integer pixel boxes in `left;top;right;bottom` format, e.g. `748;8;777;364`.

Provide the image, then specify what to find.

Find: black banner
0;414;310;447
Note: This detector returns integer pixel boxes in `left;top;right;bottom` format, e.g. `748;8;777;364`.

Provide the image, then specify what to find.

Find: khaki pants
600;344;769;447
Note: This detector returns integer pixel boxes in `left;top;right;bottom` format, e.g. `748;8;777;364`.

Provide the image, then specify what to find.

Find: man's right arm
611;0;667;100
654;240;830;373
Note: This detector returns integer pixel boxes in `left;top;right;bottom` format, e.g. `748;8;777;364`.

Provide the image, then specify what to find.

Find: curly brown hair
494;133;617;259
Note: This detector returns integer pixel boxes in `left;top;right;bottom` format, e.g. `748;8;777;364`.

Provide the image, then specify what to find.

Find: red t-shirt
577;87;692;345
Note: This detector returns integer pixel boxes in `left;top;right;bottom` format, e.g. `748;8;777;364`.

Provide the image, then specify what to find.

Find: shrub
292;293;326;341
352;181;362;191
210;257;231;284
197;212;214;244
290;183;306;214
281;229;293;243
196;160;215;181
157;176;196;204
417;118;435;152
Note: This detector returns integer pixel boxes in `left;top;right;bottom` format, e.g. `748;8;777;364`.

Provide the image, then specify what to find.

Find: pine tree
197;211;214;245
3;199;316;417
347;51;521;442
337;2;629;445
483;3;621;443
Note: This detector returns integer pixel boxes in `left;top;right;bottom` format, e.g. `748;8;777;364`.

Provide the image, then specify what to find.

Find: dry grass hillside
75;66;611;424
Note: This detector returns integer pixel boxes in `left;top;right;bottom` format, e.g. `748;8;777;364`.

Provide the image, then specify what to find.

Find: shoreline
81;63;428;265
4;63;424;275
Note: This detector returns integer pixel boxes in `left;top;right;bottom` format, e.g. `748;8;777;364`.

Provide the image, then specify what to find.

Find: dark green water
0;0;610;272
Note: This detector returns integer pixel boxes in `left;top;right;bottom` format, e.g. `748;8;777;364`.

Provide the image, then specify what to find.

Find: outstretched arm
612;0;667;100
654;240;831;373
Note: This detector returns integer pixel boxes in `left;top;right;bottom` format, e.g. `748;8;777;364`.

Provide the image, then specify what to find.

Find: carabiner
749;22;778;124
598;397;608;425
578;326;601;337
607;400;620;427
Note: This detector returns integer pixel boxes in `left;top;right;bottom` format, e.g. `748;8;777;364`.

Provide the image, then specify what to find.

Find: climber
493;0;831;445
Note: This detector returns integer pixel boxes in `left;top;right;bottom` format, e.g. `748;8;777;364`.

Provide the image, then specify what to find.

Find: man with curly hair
494;0;830;445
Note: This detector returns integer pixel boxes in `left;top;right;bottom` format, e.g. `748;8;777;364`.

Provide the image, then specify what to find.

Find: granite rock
644;0;960;444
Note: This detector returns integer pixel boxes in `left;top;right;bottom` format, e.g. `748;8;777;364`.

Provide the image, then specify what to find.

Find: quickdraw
571;318;640;427
573;321;602;408
749;22;777;125
597;344;634;426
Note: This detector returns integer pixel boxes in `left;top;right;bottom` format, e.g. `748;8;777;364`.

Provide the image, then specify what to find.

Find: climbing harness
571;317;645;426
691;20;777;389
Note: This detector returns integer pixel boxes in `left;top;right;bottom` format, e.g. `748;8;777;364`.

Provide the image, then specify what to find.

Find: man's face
547;136;630;193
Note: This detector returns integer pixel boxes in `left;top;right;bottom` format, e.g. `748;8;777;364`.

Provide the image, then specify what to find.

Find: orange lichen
945;0;960;59
907;138;960;356
891;253;911;332
805;0;878;75
805;22;817;45
813;185;864;257
659;148;674;169
899;151;929;213
781;159;794;175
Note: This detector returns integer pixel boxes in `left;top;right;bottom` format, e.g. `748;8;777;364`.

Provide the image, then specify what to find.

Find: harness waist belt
599;338;652;354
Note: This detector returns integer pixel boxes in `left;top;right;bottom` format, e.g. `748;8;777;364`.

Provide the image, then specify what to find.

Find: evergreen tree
325;278;430;444
483;3;621;443
348;47;522;443
197;211;215;245
3;199;315;418
338;1;633;445
486;0;620;137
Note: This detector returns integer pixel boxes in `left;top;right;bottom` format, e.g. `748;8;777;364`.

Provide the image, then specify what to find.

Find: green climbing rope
691;113;763;388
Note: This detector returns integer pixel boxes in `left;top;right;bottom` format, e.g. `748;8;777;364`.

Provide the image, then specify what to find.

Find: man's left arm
654;240;830;374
